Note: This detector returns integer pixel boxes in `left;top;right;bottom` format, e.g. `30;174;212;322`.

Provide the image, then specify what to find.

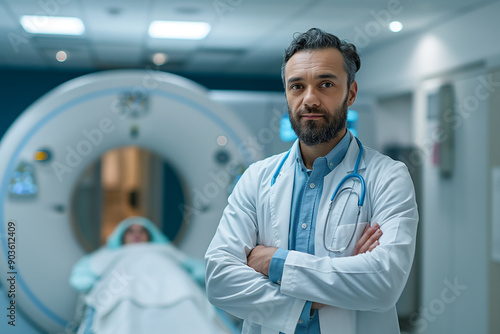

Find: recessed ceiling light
389;21;403;33
216;135;228;147
20;15;85;35
56;51;67;62
152;53;168;66
148;21;211;40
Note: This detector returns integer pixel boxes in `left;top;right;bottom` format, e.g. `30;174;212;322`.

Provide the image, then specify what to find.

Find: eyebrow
287;73;339;86
287;76;302;85
317;73;338;79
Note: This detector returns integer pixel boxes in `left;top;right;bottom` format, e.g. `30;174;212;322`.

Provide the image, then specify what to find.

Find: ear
347;80;358;107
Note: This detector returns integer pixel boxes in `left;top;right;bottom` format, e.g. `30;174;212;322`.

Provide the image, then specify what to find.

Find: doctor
205;28;418;334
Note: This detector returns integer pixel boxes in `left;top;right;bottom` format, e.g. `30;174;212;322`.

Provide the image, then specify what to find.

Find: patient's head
107;216;169;249
122;224;151;244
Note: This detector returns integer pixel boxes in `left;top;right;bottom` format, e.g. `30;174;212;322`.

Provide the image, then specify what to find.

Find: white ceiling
0;0;497;77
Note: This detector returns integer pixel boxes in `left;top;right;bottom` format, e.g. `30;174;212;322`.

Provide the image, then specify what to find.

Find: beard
289;94;348;146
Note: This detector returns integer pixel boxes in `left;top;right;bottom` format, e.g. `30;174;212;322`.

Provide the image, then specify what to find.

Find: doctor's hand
353;223;382;255
247;245;278;277
311;302;328;310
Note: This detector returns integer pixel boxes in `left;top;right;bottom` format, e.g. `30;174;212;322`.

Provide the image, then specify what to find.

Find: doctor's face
284;48;358;146
122;224;150;244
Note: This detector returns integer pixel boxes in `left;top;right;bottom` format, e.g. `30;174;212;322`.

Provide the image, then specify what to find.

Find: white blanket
84;243;220;334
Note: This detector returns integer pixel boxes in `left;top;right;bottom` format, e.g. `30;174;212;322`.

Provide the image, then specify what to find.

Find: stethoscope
271;137;366;254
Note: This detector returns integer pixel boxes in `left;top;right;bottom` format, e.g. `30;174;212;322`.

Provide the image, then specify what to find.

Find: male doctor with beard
205;28;418;334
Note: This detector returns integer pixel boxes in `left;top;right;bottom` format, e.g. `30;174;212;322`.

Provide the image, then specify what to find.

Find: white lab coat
205;135;419;334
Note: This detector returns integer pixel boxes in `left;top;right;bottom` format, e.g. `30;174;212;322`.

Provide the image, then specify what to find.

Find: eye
290;84;303;90
321;82;334;88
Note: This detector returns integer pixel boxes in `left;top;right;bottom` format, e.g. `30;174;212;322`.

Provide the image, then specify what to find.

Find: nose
303;86;320;108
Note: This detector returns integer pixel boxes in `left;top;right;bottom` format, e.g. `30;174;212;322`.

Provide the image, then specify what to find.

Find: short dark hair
281;28;361;88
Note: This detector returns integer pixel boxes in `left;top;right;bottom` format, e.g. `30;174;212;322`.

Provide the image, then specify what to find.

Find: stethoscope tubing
271;137;365;201
271;136;367;254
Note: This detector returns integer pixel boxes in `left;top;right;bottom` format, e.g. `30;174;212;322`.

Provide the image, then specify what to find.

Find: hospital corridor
0;1;500;333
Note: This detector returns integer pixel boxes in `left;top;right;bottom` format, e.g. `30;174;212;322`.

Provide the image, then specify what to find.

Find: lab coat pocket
326;222;368;257
323;187;367;256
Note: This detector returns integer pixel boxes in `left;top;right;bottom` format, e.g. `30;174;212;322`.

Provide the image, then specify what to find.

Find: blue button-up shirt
269;131;351;333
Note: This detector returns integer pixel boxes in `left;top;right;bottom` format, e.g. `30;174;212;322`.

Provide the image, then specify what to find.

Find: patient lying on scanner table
70;216;230;334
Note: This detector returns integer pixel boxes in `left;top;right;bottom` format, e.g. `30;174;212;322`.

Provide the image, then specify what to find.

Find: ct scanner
0;70;263;332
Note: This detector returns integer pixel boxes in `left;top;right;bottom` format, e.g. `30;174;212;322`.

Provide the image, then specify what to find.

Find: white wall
487;67;500;334
374;93;413;151
354;2;500;333
357;1;500;97
415;69;489;334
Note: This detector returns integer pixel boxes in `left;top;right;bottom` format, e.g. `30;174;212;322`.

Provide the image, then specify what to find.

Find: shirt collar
294;130;352;173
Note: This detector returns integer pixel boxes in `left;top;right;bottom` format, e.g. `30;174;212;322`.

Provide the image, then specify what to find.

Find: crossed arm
246;223;383;309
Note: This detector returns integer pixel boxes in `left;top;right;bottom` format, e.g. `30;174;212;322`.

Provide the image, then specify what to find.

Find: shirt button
309;183;316;189
298;320;304;324
301;223;307;229
277;279;281;285
329;162;333;167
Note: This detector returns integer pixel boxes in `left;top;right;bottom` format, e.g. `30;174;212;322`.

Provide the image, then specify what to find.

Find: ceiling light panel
20;15;85;35
148;21;211;39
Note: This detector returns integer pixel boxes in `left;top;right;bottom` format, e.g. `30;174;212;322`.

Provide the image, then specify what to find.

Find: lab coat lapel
268;142;298;248
346;136;366;173
268;137;365;250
